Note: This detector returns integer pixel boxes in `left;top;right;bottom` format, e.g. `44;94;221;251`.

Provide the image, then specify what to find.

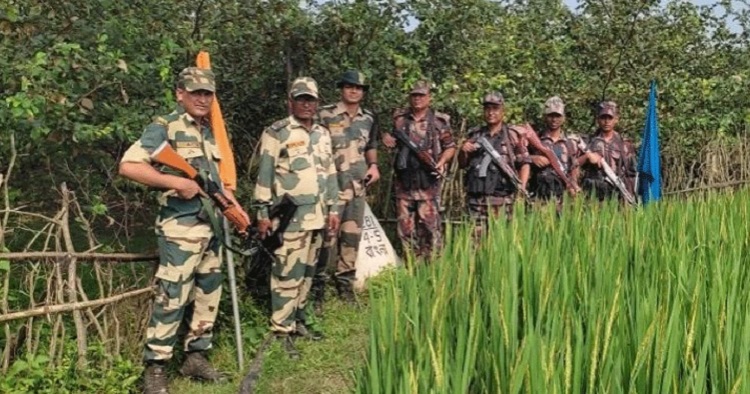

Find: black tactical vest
395;111;440;190
465;125;516;195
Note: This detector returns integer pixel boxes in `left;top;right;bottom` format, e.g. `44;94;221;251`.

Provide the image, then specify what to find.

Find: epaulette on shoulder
151;116;170;127
362;107;374;117
319;103;337;110
269;118;290;132
434;111;451;123
392;107;409;120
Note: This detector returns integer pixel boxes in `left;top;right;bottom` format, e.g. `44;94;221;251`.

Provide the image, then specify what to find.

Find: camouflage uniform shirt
392;109;455;200
582;130;637;182
254;116;344;232
120;108;221;238
317;102;378;200
531;131;579;177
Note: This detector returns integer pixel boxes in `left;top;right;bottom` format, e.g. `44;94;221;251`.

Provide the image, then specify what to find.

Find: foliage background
3;0;750;225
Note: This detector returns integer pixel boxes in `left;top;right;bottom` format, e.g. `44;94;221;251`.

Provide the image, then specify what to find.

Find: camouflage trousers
313;195;365;290
396;197;442;258
144;236;222;362
271;229;324;334
468;194;515;237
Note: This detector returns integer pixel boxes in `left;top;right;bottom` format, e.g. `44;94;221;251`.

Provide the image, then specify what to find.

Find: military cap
336;69;369;91
544;96;565;115
410;80;431;95
598;101;619;116
289;77;319;99
482;91;505;105
178;67;215;92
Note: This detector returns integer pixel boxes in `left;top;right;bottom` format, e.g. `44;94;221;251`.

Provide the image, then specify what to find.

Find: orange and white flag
196;51;237;191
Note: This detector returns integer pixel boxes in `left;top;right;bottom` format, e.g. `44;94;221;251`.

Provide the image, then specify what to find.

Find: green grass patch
168;295;369;394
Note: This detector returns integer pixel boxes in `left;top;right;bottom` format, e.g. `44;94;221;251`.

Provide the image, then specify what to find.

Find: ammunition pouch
531;170;564;200
465;155;513;195
395;145;436;190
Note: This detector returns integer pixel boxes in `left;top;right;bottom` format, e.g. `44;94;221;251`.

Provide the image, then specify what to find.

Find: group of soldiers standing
118;66;637;393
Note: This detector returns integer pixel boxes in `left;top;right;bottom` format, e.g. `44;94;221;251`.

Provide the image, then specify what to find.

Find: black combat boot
143;362;169;394
294;321;324;341
311;248;331;316
310;278;326;316
335;272;357;304
179;351;225;382
276;334;300;360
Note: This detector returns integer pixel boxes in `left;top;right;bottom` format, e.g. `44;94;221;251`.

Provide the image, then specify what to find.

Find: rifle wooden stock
150;141;252;233
151;141;200;180
518;126;577;193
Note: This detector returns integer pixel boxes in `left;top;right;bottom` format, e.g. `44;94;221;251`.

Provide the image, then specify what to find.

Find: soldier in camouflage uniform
253;77;343;359
458;92;530;234
577;101;637;202
311;70;379;307
119;67;248;394
529;96;580;212
382;80;456;259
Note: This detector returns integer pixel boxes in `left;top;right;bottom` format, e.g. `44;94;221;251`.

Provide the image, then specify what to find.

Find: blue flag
637;80;662;204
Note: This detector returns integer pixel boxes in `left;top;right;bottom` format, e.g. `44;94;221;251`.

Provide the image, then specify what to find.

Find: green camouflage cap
336;69;369;91
410;80;431;95
598;100;619;116
482;91;505;105
289;77;319;99
544;96;565;115
178;67;216;92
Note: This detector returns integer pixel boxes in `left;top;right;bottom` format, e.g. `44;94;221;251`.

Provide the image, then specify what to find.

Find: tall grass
356;189;750;393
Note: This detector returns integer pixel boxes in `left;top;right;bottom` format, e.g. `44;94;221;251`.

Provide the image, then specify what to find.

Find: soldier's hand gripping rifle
151;141;299;255
475;135;530;199
519;125;578;194
392;129;444;179
150;141;252;233
570;136;637;206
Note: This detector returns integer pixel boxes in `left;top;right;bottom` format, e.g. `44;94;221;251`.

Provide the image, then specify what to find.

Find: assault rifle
475;135;530;198
392;129;443;179
150;141;297;255
151;141;251;233
570;136;637;206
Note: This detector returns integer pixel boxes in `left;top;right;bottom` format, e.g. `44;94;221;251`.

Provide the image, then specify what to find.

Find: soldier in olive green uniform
119;67;248;394
311;70;379;306
382;81;456;259
253;77;344;359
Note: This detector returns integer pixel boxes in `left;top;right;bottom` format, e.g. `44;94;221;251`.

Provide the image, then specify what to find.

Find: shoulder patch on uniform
363;108;374;117
319;103;336;110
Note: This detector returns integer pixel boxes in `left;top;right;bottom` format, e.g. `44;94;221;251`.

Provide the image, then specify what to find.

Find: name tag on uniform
287;140;306;149
175;141;202;149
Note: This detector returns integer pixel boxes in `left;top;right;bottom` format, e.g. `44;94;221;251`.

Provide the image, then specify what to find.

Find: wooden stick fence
0;182;159;372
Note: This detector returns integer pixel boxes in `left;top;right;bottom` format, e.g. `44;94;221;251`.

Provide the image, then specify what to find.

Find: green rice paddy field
356;190;750;393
